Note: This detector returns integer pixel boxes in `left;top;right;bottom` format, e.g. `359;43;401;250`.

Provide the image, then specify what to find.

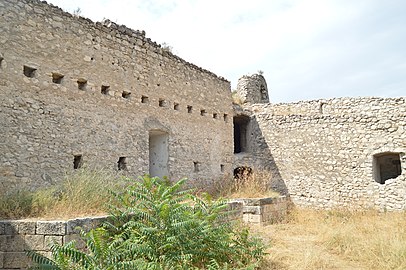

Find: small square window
193;161;200;172
118;157;128;171
200;109;206;116
159;99;167;107
73;155;83;169
141;96;149;104
23;65;37;78
122;91;131;99
101;85;110;95
174;103;180;110
77;78;87;90
52;72;64;84
213;113;218;119
187;105;193;113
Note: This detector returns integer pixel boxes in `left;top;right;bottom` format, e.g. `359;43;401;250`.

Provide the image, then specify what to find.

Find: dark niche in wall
118;157;127;171
23;65;37;78
373;152;402;184
233;115;250;154
52;72;64;84
73;155;83;169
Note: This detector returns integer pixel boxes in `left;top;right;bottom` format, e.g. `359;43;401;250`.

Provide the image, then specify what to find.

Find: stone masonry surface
1;0;405;267
0;0;405;238
238;97;406;210
0;0;233;192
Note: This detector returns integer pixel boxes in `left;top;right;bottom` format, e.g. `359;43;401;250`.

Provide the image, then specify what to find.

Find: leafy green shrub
28;176;265;269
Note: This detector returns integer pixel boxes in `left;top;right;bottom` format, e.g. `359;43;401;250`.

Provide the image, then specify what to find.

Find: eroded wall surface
248;97;406;210
0;0;233;192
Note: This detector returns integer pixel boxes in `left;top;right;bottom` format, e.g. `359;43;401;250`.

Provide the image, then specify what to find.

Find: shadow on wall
234;114;289;196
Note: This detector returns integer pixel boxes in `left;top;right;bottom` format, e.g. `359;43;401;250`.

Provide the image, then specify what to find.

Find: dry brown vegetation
256;208;406;270
206;169;280;199
0;169;126;219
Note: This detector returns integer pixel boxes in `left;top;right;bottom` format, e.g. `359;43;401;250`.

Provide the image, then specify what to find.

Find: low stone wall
231;196;290;225
0;198;288;269
0;216;108;269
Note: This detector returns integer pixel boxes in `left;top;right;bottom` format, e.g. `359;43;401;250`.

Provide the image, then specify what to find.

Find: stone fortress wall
236;76;406;210
0;0;233;192
1;0;405;212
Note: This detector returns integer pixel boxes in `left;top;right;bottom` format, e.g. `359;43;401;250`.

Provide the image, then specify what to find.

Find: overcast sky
47;0;406;103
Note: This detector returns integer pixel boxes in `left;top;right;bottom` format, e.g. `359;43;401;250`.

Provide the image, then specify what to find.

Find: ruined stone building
1;0;405;211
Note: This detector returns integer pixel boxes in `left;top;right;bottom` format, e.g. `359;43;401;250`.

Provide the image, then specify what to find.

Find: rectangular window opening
52;72;64;84
122;91;131;99
77;79;87;90
23;65;37;78
73;155;83;169
0;56;4;68
101;85;110;95
187;105;193;113
118;157;128;171
213;113;218;119
373;153;402;184
141;95;149;104
174;103;180;111
220;164;225;173
193;161;200;172
223;114;228;122
200;109;206;116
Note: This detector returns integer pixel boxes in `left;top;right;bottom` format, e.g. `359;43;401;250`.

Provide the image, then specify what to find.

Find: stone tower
236;73;269;104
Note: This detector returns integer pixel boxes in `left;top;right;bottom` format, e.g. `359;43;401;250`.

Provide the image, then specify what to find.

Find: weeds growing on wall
0;168;125;219
28;176;266;269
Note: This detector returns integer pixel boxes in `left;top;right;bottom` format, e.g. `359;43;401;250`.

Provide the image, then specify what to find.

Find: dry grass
255;208;406;270
207;170;279;199
0;168;126;220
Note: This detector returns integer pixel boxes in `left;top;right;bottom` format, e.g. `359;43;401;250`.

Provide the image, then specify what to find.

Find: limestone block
0;251;3;268
3;221;18;235
63;234;86;249
66;216;108;234
24;234;44;250
36;221;66;235
243;214;262;224
0;235;25;251
3;251;30;268
44;235;63;249
243;206;262;215
18;221;36;234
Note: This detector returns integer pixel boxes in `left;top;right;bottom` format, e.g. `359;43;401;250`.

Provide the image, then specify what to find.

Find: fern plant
28;175;265;269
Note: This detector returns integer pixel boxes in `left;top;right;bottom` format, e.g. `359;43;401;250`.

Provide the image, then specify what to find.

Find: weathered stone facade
0;0;233;192
1;0;405;213
235;93;406;210
236;74;269;104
